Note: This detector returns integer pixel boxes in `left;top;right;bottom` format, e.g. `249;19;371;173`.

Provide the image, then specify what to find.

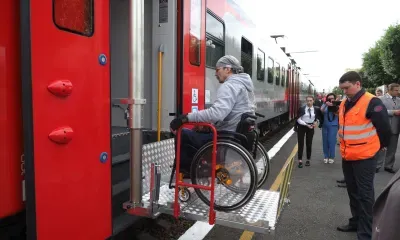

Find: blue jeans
322;125;338;159
178;128;213;172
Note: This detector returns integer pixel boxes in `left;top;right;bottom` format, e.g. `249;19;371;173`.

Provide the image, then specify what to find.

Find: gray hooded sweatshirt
187;73;256;132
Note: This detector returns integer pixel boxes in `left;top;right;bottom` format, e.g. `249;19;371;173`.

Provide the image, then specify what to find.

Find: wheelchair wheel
190;139;257;212
254;142;270;188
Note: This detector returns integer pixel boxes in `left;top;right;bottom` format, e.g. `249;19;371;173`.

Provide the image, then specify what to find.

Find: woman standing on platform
294;96;323;168
320;93;339;164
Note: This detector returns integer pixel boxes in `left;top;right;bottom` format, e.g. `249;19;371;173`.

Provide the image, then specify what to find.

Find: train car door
177;0;206;114
21;0;111;239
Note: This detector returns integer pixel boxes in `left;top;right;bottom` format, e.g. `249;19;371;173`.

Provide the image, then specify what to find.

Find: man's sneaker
323;158;328;164
328;159;334;164
305;160;310;166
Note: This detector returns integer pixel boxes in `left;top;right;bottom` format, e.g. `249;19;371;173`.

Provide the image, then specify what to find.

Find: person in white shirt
294;96;323;168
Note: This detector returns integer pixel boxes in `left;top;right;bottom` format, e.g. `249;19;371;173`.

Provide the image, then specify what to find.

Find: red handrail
173;122;217;225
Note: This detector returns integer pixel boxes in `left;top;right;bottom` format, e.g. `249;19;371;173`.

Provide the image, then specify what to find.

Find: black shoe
385;168;396;174
305;160;310;166
336;179;345;184
298;161;303;168
337;225;357;232
337;183;346;188
376;168;380;173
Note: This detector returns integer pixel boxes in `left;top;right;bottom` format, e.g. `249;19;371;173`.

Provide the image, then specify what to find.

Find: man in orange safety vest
336;71;391;240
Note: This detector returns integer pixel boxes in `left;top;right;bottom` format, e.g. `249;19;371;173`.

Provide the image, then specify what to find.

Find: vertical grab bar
157;45;165;141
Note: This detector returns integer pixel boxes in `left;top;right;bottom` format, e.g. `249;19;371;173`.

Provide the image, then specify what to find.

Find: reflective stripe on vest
338;129;377;140
338;92;380;160
338;122;373;131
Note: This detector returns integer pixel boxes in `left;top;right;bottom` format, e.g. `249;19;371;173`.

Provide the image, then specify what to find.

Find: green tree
379;23;400;80
361;43;393;86
331;86;343;96
343;68;372;88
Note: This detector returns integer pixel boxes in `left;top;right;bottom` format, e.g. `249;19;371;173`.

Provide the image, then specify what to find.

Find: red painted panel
29;0;111;239
182;0;206;113
0;0;24;220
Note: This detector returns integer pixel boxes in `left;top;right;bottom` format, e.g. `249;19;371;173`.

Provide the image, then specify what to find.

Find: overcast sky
235;0;400;92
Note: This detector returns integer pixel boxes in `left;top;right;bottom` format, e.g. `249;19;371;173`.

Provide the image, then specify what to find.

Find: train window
267;57;274;84
189;0;202;66
53;0;94;37
256;49;265;81
286;69;289;87
241;37;253;77
275;62;280;86
281;67;285;86
206;11;225;68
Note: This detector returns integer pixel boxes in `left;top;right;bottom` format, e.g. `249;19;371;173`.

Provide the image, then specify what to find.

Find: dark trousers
342;157;376;240
297;125;314;160
383;133;399;169
178;128;213;172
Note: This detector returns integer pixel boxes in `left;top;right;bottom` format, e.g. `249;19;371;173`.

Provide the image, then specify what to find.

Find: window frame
267;57;274;84
275;62;281;86
256;48;265;81
205;10;225;69
241;36;253;77
189;0;202;66
52;0;95;37
281;67;285;87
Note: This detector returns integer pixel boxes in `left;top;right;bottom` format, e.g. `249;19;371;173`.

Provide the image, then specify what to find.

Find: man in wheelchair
170;55;257;174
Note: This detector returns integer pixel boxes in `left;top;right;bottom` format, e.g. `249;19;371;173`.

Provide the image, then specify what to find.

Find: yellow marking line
239;230;254;240
239;144;298;240
270;144;298;191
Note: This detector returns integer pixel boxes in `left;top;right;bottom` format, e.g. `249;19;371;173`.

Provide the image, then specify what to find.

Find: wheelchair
169;112;270;212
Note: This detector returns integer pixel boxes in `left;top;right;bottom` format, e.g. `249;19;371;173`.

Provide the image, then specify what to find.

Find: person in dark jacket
372;170;400;240
336;71;391;240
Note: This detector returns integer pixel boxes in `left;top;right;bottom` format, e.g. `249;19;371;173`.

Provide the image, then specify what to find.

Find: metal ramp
124;138;295;234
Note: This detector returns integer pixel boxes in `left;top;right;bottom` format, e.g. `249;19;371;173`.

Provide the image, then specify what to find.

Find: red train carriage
0;0;314;239
0;0;25;234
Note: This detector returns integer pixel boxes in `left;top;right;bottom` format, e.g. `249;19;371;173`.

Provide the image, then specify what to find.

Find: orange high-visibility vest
338;92;380;160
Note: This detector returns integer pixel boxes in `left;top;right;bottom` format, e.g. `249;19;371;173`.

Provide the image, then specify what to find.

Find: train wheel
190;140;257;212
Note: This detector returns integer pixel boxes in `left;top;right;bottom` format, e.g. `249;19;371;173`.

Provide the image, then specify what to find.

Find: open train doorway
109;0;179;235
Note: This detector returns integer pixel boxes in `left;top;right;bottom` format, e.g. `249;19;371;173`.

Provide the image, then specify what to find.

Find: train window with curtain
53;0;94;36
189;0;202;66
281;67;285;86
267;57;274;84
206;10;225;68
275;62;280;85
257;49;265;81
241;37;253;77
